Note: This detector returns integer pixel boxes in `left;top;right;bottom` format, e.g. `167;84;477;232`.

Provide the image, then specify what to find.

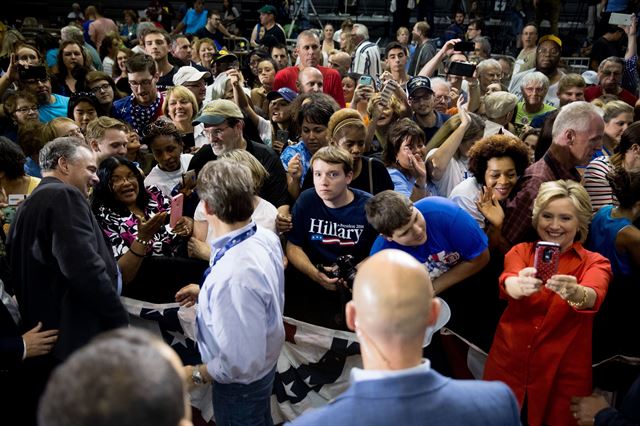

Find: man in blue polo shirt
365;190;489;295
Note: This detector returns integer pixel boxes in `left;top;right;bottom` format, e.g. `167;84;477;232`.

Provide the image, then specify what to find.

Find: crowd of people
1;1;640;425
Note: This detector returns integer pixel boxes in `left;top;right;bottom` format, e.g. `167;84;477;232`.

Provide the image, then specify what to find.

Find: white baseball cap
173;66;211;87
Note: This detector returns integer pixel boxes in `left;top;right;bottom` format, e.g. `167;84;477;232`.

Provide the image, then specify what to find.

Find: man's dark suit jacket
7;177;128;361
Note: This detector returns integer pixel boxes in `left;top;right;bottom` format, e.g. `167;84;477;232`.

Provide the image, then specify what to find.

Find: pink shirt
89;17;118;51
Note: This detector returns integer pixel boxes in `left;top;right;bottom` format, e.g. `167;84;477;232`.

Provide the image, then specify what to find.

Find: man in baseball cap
173;66;211;108
407;76;450;141
251;5;286;48
188;99;290;215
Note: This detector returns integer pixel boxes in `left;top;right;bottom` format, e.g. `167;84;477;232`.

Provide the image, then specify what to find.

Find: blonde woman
162;86;206;151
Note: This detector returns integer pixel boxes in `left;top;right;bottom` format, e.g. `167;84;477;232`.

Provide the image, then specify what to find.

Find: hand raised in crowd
136;211;168;242
226;68;242;86
313;266;339;291
545;274;580;301
476;185;505;228
173;216;194;237
175;284;200;307
570;394;610;426
23;322;59;358
457;94;471;126
287;153;302;182
6;53;21;83
351;84;375;107
444;38;462;55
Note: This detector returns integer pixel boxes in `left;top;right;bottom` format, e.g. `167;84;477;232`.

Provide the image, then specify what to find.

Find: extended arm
432;248;490;294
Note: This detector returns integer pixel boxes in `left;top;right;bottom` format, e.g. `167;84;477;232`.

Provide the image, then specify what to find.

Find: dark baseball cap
407;76;433;97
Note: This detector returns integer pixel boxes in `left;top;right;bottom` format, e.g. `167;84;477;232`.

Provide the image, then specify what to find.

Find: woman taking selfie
484;180;612;426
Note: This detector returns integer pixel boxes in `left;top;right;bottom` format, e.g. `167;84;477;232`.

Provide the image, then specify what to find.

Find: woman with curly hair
449;134;530;234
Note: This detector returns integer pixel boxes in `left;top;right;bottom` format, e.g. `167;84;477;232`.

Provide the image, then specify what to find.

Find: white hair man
502;101;604;246
350;23;382;77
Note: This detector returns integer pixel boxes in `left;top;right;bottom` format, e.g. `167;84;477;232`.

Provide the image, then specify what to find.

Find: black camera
318;255;358;288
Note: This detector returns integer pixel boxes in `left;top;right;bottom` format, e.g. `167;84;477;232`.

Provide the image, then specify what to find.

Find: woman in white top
449;134;529;246
189;149;278;261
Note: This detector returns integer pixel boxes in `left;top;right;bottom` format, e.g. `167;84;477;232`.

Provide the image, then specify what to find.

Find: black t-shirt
301;156;394;195
157;65;180;88
256;24;286;48
188;140;289;208
194;27;226;48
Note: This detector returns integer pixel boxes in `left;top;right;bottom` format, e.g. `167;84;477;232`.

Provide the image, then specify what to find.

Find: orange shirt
484;242;611;426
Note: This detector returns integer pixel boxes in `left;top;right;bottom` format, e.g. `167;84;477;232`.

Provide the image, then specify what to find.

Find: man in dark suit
287;249;521;426
7;137;128;422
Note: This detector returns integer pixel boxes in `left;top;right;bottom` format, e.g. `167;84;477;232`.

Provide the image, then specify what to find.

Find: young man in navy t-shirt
365;191;489;295
286;146;376;329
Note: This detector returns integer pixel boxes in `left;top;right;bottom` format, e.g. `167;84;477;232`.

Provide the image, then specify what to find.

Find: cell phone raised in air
18;64;48;81
358;75;374;87
448;61;477;77
533;241;560;284
453;41;475;52
170;193;184;228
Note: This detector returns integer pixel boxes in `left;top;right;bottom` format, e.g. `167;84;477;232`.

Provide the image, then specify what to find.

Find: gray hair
60;25;84;44
598;56;625;72
197;159;255;223
136;22;156;41
430;77;450;91
297;30;320;46
476;58;501;74
475;36;491;57
39;137;89;171
521;71;550;92
353;24;369;40
552;101;603;140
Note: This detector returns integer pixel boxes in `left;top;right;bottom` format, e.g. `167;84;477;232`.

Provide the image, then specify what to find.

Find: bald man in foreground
287;250;520;426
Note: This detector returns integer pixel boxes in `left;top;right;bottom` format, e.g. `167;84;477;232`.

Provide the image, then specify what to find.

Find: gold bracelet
568;286;588;309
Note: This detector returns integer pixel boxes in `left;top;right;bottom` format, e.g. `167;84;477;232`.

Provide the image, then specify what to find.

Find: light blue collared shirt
196;221;285;384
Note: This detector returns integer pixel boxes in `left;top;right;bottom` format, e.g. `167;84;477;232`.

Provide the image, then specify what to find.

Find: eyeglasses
15;105;38;114
91;83;111;93
435;95;451;104
203;125;230;138
601;70;622;77
484;72;502;79
536;48;559;56
129;79;153;87
110;175;138;187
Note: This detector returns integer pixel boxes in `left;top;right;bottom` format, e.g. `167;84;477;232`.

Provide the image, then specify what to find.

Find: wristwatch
191;365;204;385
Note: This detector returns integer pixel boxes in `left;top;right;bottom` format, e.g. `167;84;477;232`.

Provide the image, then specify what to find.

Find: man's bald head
297;67;324;94
329;51;352;76
347;250;439;347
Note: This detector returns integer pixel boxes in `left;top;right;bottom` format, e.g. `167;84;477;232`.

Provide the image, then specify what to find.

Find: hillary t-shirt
287;188;376;265
370;196;488;279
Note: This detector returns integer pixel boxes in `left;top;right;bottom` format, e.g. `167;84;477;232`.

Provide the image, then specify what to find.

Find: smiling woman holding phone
483;180;612;426
91;156;207;302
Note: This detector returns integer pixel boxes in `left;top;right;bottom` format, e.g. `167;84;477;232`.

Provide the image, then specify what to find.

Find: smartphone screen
358;75;373;86
170;193;184;228
448;61;476;77
533;241;560;283
453;41;475;52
